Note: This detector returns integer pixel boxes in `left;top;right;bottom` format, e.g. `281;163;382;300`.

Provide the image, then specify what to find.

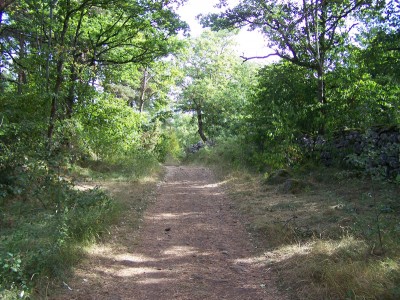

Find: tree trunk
317;65;325;105
0;10;5;93
47;59;64;146
138;67;149;113
316;0;327;134
47;1;70;150
0;10;3;94
196;107;208;142
66;65;77;119
316;65;326;134
17;33;26;94
66;6;84;118
46;0;54;92
0;69;3;94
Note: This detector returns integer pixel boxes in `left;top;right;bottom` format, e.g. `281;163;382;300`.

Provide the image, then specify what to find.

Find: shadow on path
52;166;283;300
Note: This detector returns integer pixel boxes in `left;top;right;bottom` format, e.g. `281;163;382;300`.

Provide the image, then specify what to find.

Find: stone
296;126;400;179
265;169;291;185
279;179;311;194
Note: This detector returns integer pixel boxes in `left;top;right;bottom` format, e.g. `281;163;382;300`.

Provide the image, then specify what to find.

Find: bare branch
240;52;279;62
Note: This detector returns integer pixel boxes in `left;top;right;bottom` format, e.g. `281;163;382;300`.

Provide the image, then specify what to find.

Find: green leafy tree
325;1;400;128
176;30;256;142
76;95;143;161
104;59;183;116
0;0;187;150
244;61;317;166
202;0;375;132
358;0;400;84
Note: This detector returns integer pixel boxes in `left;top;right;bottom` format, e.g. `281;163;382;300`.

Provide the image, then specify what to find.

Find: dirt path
53;166;283;300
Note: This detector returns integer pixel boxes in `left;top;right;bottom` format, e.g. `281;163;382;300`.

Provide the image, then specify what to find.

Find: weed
73;151;161;181
189;141;400;299
0;168;118;298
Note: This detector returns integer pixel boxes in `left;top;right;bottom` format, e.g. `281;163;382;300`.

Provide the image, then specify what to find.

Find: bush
185;136;244;168
0;171;117;298
76;95;143;161
154;130;182;162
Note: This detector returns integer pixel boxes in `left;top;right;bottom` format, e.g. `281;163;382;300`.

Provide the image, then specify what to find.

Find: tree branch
240;52;279;62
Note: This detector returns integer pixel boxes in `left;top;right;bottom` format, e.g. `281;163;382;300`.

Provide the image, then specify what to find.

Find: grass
72;152;161;182
271;237;400;299
48;163;163;299
234;170;400;299
186;145;400;299
0;176;120;299
0;155;163;299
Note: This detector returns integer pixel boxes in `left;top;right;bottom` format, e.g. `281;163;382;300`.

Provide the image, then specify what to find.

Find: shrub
0;172;117;298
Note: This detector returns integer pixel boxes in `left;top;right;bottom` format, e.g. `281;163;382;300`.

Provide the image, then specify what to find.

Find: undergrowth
186;140;400;299
72;151;161;181
0;169;119;299
0;153;158;298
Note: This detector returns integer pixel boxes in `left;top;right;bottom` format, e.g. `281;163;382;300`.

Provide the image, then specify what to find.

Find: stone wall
299;126;400;178
186;140;215;154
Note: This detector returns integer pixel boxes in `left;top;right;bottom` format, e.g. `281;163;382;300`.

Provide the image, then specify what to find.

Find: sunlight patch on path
163;245;199;257
150;212;199;220
52;166;284;300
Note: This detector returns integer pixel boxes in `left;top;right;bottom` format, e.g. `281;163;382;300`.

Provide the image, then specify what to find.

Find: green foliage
171;114;199;149
0;0;188;167
186;136;253;172
201;0;372;110
176;30;258;141
0;93;48;159
243;62;317;169
328;55;400;129
251;61;321;133
75;92;183;166
0;253;29;299
104;60;184;114
241;36;399;172
154;130;182;162
0;172;117;298
195;0;399;174
76;153;160;181
76;94;143;161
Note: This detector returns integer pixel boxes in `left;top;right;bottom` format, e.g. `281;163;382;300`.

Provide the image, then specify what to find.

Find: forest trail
53;166;284;300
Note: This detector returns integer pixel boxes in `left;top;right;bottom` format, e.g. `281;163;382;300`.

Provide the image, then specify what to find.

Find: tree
103;58;184;120
176;30;252;142
357;0;400;83
0;0;187;150
324;1;400;129
45;0;187;145
202;0;375;132
0;0;16;27
246;62;317;152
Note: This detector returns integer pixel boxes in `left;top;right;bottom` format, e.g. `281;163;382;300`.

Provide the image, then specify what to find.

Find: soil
51;166;284;300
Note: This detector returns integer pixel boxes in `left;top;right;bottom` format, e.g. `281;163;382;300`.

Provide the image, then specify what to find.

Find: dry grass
77;170;164;247
48;169;164;298
219;167;400;299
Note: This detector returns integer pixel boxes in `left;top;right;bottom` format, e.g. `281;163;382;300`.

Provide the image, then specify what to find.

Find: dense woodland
0;0;399;298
